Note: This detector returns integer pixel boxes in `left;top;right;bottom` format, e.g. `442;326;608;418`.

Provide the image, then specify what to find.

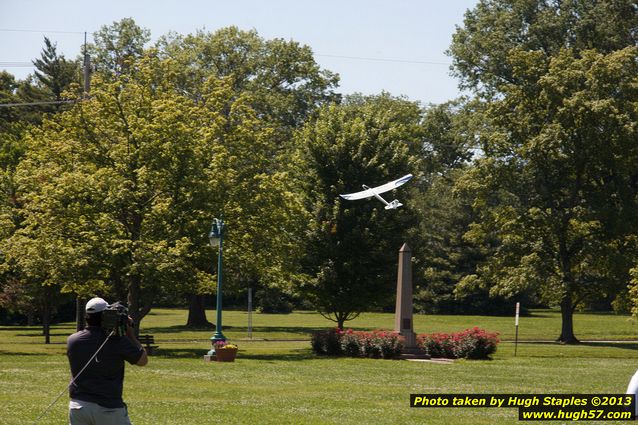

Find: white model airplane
339;174;413;210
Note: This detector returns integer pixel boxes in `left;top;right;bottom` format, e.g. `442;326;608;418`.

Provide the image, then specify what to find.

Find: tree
0;37;80;335
33;37;80;104
157;26;340;131
9;49;311;334
8;55;217;331
157;26;339;324
456;47;638;343
298;94;422;329
449;0;638;343
449;0;638;97
409;101;515;315
0;72;29;170
88;18;150;77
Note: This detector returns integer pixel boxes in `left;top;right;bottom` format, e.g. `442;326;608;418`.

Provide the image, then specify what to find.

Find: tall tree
157;26;339;324
0;72;28;169
88;18;150;77
157;26;340;131
457;47;638;343
449;0;638;97
33;37;80;103
449;0;638;343
412;101;499;313
8;55;217;331
298;94;422;329
8;51;309;333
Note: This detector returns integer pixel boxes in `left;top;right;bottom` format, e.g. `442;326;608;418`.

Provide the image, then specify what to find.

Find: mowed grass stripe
2;309;637;424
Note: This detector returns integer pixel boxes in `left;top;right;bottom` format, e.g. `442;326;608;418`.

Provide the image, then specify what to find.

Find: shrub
375;331;404;359
339;330;362;357
311;329;404;359
417;332;455;358
311;328;342;356
453;327;500;359
417;327;499;360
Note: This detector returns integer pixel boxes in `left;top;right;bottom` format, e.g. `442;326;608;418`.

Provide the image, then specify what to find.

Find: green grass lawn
2;309;638;424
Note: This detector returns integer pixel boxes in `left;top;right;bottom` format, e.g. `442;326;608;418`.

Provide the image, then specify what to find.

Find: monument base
398;347;431;360
399;330;417;349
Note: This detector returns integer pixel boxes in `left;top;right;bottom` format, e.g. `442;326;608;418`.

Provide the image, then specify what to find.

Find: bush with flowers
311;329;404;359
417;327;499;360
311;328;342;356
417;332;456;358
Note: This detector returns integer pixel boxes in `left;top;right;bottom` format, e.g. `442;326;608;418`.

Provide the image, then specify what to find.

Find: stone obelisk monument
394;243;416;349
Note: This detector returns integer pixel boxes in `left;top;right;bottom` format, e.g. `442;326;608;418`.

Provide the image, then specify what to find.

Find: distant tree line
1;1;637;344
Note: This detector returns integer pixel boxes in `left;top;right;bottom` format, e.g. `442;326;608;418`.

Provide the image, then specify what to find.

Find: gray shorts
69;399;133;425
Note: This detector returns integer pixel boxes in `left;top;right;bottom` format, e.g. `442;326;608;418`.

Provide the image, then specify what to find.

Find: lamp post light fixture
207;218;226;356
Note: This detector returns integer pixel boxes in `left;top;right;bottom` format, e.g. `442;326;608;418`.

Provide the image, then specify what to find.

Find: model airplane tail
385;200;402;210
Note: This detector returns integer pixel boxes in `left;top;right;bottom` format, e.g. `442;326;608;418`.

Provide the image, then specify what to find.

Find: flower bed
417;327;500;359
311;329;404;359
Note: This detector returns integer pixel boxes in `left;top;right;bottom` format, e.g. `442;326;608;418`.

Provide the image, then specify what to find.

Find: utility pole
76;32;91;332
83;32;91;97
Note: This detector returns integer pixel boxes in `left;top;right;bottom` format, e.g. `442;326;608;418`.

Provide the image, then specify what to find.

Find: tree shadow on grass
16;332;72;338
578;341;638;350
151;348;210;359
152;348;315;362
141;324;213;334
517;341;638;359
237;350;316;362
142;325;324;336
0;350;47;356
517;341;638;349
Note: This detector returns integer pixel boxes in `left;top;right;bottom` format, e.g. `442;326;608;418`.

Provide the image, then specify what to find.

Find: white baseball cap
85;297;109;313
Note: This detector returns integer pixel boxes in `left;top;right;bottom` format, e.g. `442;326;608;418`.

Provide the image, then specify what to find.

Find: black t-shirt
67;326;143;408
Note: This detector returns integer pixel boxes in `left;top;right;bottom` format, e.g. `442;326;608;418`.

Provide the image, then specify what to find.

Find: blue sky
1;0;478;105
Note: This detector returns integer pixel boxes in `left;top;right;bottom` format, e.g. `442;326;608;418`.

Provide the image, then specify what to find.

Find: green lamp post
207;218;226;356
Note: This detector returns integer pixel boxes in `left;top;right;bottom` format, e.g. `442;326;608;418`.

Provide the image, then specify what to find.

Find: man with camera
67;297;148;425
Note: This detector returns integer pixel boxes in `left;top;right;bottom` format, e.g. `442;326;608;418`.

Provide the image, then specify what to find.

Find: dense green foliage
1;4;638;347
449;0;638;342
298;94;422;328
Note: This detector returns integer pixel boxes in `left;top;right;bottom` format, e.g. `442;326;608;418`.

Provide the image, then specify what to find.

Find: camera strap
32;329;115;425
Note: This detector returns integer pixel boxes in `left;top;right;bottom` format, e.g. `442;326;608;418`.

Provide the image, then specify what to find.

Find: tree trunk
557;226;580;344
557;294;579;344
43;302;50;344
186;294;212;328
75;296;85;331
127;275;151;337
125;212;151;336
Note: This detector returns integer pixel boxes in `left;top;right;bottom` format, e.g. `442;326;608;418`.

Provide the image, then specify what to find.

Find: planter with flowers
213;341;238;362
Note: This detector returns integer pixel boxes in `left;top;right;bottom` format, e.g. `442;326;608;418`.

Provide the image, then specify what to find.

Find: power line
0;100;78;108
0;28;84;35
316;53;450;66
0;62;33;67
2;55;451;68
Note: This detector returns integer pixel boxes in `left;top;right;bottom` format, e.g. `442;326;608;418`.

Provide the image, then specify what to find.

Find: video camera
101;302;130;337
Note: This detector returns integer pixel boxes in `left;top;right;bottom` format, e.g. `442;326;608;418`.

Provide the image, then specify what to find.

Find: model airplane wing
368;174;413;194
339;174;413;200
339;188;377;200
